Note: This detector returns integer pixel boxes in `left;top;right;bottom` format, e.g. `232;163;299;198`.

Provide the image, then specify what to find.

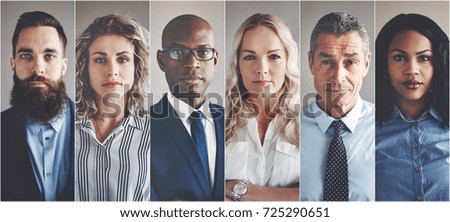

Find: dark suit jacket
151;95;224;201
1;100;75;201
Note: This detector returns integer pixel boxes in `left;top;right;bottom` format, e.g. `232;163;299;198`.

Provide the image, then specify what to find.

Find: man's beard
10;73;69;124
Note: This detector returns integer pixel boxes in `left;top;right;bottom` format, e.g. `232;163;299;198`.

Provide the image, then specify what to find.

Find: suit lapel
156;95;212;199
210;104;225;200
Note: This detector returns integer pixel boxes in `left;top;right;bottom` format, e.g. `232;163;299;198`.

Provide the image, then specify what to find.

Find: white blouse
226;118;299;187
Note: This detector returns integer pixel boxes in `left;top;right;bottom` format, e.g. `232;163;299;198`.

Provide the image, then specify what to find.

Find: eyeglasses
162;47;216;61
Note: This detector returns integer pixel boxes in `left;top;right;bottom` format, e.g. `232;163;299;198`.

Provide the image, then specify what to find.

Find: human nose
330;63;346;83
256;58;269;75
32;57;45;76
106;60;119;77
184;51;200;70
404;59;420;76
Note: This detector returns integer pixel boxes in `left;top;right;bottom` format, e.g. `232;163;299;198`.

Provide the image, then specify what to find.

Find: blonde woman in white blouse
225;13;300;201
75;14;150;201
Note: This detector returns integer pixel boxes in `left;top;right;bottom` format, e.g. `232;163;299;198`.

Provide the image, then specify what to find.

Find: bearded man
1;11;74;201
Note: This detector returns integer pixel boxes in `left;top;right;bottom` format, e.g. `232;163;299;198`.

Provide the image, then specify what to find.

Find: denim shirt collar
384;105;444;124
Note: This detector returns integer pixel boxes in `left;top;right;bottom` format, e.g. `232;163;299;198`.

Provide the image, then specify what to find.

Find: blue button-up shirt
26;104;71;201
301;96;375;201
376;106;449;201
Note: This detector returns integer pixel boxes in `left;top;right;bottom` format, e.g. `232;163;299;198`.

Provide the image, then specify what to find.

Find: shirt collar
79;115;145;133
385;105;444;124
313;95;363;134
27;103;68;135
167;91;213;123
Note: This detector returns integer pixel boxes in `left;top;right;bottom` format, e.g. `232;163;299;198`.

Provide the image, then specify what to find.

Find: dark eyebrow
416;49;432;54
318;52;333;58
390;48;406;54
168;43;212;48
44;48;58;53
17;48;33;53
390;48;432;55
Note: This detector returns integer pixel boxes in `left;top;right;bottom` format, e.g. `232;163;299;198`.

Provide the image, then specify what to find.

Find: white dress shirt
167;91;217;187
226;118;299;187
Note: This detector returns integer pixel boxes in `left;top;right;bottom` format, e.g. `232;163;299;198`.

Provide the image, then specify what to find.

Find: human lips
252;80;272;85
324;83;352;93
402;79;423;89
180;75;204;85
102;80;123;88
28;81;47;87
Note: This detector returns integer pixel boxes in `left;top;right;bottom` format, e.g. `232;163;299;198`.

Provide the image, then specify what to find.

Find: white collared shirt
225;118;300;187
167;91;217;187
301;95;375;201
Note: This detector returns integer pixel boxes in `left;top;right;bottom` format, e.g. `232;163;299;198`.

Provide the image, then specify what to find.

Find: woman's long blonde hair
226;13;300;146
76;14;149;118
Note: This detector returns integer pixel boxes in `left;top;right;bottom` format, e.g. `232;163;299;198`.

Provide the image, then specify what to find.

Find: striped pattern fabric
75;116;150;201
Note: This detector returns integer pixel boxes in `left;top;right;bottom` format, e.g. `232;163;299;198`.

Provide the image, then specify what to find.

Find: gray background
225;1;300;82
376;1;449;35
150;1;225;105
76;1;149;37
1;1;75;111
301;1;375;104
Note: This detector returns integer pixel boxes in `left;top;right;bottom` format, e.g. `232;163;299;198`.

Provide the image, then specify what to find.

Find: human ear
157;50;166;72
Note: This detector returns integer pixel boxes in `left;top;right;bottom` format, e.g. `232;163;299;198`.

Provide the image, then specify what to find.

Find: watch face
233;183;248;195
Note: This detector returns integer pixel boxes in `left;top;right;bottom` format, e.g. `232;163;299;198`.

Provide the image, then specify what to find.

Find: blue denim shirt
376;106;449;201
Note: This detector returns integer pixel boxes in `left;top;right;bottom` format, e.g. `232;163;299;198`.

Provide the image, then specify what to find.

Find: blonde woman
225;13;300;201
75;14;150;201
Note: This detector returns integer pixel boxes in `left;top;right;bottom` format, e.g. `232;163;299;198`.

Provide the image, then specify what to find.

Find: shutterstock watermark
95;84;346;120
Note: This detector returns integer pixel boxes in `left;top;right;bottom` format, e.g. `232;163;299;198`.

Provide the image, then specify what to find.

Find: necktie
323;120;349;201
189;111;211;184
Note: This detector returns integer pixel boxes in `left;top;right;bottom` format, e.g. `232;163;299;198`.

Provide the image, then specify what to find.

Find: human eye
94;57;106;63
196;48;212;58
345;59;357;66
392;54;406;61
44;54;56;61
18;54;32;60
269;54;281;59
418;55;432;62
320;60;331;66
170;48;188;56
117;56;129;63
242;55;255;60
169;48;189;59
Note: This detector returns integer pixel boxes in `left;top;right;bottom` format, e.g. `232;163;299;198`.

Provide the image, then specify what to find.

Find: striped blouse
75;116;150;201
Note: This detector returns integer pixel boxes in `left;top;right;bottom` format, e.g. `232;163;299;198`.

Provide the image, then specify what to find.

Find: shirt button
415;166;421;172
46;173;51;177
413;143;419;148
416;196;423;201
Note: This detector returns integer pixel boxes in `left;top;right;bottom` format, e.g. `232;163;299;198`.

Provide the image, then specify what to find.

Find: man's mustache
22;75;50;85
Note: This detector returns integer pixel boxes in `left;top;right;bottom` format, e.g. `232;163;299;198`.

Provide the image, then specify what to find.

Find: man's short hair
12;11;67;57
310;12;369;61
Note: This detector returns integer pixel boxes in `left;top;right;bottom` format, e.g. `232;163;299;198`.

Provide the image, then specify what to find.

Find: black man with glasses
151;14;224;201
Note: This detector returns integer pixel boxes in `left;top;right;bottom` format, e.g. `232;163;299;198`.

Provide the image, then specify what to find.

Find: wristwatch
231;180;251;201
